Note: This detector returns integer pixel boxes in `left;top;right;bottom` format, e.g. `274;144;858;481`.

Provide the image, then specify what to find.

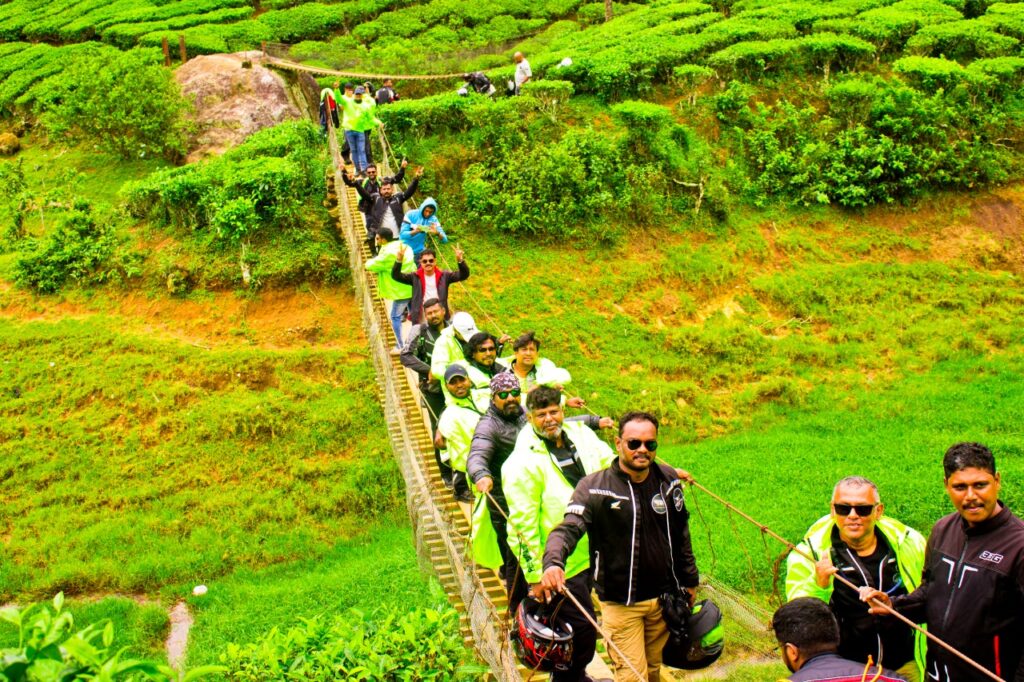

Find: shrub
36;48;191;161
906;18;1020;60
14;201;140;293
0;593;221;681
0;132;19;155
219;605;474;680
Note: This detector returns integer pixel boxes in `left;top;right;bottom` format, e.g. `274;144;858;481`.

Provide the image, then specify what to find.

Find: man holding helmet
539;411;712;681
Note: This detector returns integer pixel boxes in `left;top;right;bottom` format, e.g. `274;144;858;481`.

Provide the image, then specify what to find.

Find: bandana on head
489;372;520;394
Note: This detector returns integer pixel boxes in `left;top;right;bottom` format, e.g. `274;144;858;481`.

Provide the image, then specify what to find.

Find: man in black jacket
864;442;1024;682
540;411;698;682
344;166;421;255
401;298;451;484
342;159;406;225
391;246;469;325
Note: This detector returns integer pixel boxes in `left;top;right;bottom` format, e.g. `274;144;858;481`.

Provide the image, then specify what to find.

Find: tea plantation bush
220;606;475;681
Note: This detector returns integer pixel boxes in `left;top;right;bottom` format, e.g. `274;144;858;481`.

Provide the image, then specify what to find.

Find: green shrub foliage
14;202;141;293
0;593;220;681
220;605;474;681
123;121;324;243
36;48;191;161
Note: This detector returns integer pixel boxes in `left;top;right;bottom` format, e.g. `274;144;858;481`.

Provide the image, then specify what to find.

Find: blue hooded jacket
400;197;447;255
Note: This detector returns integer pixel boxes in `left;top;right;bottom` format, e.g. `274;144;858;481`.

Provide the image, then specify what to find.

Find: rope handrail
263;54;468;81
687;480;1006;682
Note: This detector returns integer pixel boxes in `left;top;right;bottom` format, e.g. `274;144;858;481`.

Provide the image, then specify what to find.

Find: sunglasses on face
833;503;876;517
420;259;435;264
625;439;658;452
496;389;521;399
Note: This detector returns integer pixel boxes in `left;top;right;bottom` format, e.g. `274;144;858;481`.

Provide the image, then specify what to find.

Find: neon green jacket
365;240;414;300
509;357;572;395
785;514;927;676
437;402;483;472
339;95;381;132
502;421;616;584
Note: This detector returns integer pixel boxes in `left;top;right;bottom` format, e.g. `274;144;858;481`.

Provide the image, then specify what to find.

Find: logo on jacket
610;500;622;510
979;550;1004;564
651;494;667;515
671;488;684;512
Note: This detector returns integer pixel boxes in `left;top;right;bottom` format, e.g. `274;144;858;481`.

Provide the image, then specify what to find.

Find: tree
605;0;613;22
37;48;192;161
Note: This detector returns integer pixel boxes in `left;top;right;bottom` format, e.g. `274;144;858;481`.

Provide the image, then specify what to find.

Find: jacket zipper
940;535;970;631
627;481;638;605
594;551;600;581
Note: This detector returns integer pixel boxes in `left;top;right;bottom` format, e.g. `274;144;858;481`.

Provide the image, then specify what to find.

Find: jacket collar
961;501;1012;536
608;457;670;485
486;402;524;424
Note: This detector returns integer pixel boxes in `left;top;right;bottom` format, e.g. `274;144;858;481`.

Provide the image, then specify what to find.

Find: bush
906;18;1020;60
123;122;323;244
36;48;190;161
14;202;140;293
219;605;475;681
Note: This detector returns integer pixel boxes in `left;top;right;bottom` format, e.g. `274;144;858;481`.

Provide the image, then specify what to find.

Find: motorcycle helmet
510;599;574;672
662;599;724;670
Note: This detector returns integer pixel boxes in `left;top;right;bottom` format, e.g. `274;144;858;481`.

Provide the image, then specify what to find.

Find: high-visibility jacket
786;514;927;677
364;240;414;300
339;95;380;132
437;401;484;472
508;357;572;395
502;421;616;583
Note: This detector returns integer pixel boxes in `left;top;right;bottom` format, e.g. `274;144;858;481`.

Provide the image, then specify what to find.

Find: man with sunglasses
392;245;468;326
786;477;926;681
538;411;698;682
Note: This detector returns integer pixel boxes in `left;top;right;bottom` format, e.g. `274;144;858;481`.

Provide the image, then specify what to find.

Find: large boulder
176;50;301;162
0;132;20;156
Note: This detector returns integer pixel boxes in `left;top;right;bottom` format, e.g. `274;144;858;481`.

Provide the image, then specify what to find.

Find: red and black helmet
510;599;574;672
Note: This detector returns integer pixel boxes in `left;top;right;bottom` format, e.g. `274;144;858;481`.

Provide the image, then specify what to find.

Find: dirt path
166;601;193;669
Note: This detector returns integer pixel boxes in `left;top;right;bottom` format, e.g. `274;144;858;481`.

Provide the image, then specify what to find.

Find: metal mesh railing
324;119;524;681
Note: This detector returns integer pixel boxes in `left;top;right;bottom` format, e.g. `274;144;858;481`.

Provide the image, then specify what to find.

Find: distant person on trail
402;298;451;478
400;197;446;263
501;385;617;680
772;598;907;682
513;51;532;95
364;227;415;351
785;476;925;681
391;244;469;327
342;159;407;228
541;411;700;682
460;72;495;97
318;86;338;136
340;85;381;176
861;443;1024;682
344;166;421;255
337;82;354;164
376;78;399;105
435;363;482;503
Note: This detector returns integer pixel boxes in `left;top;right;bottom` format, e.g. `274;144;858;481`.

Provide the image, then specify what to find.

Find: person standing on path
435;363;482;503
401;298;451;481
364;227;415;351
345;166;421;255
513;51;532;94
400;197;446;264
340;85;381;176
540;411;699;682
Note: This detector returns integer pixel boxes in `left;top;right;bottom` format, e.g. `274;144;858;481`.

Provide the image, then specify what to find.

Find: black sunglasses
833;503;876;517
625;439;658;452
419;258;435;264
496;389;521;399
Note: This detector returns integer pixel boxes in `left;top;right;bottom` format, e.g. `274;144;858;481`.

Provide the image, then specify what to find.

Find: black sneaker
454;489;473;503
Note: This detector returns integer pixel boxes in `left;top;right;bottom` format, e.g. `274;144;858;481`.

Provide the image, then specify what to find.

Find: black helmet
510;599;574;672
662;599;724;670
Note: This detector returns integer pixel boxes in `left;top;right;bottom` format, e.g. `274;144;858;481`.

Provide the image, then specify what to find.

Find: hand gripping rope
687;480;1005;682
483;491;649;682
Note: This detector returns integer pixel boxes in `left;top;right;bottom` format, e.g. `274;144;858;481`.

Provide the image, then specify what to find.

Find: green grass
0;315;402;600
0;595;168;661
184;523;445;667
662;349;1024;594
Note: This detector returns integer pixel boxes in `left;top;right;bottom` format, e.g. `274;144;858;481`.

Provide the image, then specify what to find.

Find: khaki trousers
600;598;669;682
